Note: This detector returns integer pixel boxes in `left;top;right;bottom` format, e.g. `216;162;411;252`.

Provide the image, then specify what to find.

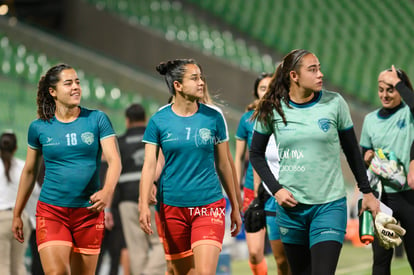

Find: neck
289;87;315;103
127;121;145;128
172;96;198;117
55;105;80;122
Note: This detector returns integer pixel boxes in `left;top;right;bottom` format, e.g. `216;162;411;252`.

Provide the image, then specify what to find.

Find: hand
230;208;242;237
104;211;114;230
374;212;406;249
139;204;153;235
87;189;112;212
379;65;401;87
150;184;158;205
364;150;375;167
12;216;25;243
407;160;414;190
275;188;298;208
359;192;380;218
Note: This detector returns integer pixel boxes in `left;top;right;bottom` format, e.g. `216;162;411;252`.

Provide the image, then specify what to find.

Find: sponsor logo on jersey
43;137;60;146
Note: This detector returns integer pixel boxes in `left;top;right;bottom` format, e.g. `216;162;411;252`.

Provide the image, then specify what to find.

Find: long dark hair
156;59;199;95
0;132;17;182
252;49;311;125
37;63;73;121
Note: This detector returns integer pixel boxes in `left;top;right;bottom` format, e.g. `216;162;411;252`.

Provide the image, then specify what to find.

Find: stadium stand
84;0;278;75
185;0;414;106
84;0;414;107
0;30;161;158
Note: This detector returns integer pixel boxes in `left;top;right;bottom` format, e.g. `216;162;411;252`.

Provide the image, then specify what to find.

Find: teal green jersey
143;103;228;207
235;110;254;190
28;107;116;207
360;104;414;193
254;90;353;204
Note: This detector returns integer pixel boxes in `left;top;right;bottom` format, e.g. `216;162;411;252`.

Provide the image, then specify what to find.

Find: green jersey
360;104;413;193
254;90;353;204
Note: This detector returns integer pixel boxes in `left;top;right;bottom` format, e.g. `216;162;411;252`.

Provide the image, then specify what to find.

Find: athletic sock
249;258;268;275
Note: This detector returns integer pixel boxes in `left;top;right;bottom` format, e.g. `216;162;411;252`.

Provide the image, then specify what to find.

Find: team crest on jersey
396;119;406;129
81;132;94;145
279;227;289;235
318;118;331;132
199;128;212;142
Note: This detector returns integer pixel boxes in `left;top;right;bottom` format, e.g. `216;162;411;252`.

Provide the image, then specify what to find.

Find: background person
234;72;273;275
118;103;166;275
0;131;31;275
12;63;122;275
360;65;414;274
96;156;130;275
257;134;291;275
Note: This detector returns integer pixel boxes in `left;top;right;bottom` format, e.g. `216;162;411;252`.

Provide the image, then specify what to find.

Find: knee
248;252;263;264
275;256;290;271
275;255;287;265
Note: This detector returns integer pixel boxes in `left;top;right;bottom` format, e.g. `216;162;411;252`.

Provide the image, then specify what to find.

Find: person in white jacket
0;131;31;275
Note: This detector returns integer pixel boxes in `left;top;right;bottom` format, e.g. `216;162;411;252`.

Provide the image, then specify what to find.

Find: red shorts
36;201;105;254
159;198;226;260
242;187;254;214
154;210;164;243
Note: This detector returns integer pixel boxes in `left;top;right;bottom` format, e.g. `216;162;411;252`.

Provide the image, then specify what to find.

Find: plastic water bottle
358;199;375;245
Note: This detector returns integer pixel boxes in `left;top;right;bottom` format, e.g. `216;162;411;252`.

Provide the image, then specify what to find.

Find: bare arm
234;139;247;189
139;143;159;235
226;143;242;211
13;147;42;242
252;168;261;197
88;136;122;212
216;142;242;236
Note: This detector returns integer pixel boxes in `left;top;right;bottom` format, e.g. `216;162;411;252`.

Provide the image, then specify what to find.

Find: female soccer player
360;65;414;274
12;63;121;275
249;49;379;274
139;58;241;275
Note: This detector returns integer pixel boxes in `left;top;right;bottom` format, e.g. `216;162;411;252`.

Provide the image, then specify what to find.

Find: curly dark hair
37;63;73;121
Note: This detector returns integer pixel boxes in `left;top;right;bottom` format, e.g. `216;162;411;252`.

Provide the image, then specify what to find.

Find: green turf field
231;242;411;275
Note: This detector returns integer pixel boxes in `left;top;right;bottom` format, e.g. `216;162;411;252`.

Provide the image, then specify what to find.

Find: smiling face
175;64;204;101
291;53;323;92
48;68;81;108
378;70;402;109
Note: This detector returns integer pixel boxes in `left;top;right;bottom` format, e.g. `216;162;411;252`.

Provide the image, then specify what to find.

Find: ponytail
252;49;311;125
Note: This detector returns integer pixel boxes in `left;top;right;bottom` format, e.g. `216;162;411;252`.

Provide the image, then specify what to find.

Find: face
378;71;401;108
175;64;204;100
291;53;323;92
256;77;271;99
49;68;81;108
